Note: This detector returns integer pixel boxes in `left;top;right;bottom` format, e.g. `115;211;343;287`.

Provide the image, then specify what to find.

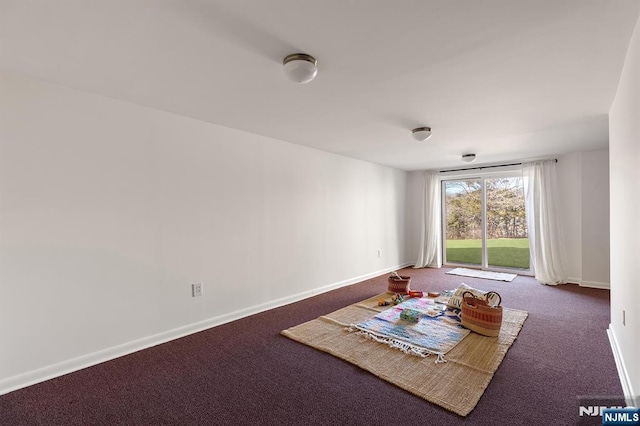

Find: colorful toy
408;290;423;298
391;293;404;305
377;298;390;306
400;308;421;322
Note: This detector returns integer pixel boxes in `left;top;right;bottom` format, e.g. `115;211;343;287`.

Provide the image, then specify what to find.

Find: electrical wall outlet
377;249;381;258
192;283;203;297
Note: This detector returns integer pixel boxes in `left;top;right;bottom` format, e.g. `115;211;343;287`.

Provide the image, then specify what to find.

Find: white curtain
523;160;567;285
414;171;442;268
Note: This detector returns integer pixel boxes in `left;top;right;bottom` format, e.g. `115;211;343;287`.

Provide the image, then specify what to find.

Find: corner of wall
608;9;640;410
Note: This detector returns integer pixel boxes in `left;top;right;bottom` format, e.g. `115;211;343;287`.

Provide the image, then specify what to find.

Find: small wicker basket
387;272;411;294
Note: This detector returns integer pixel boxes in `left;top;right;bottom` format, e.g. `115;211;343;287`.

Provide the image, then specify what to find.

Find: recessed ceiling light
462;153;476;163
283;53;318;84
411;127;432;141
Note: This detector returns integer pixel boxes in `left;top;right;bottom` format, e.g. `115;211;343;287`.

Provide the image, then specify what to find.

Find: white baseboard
566;277;611;289
607;325;637;407
580;280;610;289
0;261;413;396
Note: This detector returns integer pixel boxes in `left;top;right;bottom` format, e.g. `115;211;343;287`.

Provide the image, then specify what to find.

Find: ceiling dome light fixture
462;153;477;163
411;126;432;141
283;53;318;83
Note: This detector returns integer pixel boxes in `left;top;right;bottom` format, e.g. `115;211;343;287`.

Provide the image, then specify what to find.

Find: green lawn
445;238;530;270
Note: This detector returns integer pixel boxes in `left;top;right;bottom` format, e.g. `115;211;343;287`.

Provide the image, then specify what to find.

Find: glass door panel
443;180;482;266
485;177;530;270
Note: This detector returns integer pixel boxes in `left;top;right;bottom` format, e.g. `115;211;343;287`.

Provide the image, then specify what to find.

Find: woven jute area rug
281;294;528;416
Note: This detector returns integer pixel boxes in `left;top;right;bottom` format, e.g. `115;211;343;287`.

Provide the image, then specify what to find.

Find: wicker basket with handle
460;291;503;337
387;271;411;294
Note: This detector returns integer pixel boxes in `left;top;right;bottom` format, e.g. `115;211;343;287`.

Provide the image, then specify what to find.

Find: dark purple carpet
0;267;623;425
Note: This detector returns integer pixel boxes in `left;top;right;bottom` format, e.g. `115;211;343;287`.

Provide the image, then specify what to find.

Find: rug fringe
346;325;446;364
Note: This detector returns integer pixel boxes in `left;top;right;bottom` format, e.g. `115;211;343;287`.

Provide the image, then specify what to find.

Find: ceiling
1;0;638;171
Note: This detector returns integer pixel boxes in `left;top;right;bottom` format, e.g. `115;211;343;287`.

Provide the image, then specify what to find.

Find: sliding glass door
485;178;529;270
443;180;482;266
442;175;529;271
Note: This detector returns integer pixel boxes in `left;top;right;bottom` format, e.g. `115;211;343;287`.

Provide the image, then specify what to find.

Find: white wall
580;149;610;286
556;149;610;288
556;152;582;281
0;71;410;393
609;13;640;407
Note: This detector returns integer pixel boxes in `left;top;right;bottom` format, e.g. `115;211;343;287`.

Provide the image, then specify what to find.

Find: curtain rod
439;159;557;174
